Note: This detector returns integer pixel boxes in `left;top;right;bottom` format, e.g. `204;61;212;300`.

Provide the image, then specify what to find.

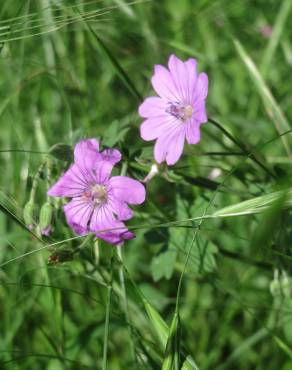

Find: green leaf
101;120;130;147
151;250;177;282
170;195;217;274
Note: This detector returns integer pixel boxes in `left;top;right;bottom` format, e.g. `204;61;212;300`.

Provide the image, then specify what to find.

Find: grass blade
143;298;169;349
162;312;180;370
261;0;292;76
213;187;292;218
233;38;291;156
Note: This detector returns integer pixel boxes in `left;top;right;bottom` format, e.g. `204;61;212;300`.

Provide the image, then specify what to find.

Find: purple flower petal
138;97;166;118
168;54;189;102
67;219;89;236
64;198;93;231
185;58;197;103
193;100;207;123
100;148;121;165
194;72;209;103
90;206;134;244
48;164;88;197
74;138;99;164
154;128;185;165
151;65;179;101
73;139;103;185
140;116;175;141
108;198;133;221
73;139;119;183
186;121;201;144
109;176;146;204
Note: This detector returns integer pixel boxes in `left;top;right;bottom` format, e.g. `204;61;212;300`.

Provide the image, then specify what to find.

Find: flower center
166;102;193;122
83;184;108;205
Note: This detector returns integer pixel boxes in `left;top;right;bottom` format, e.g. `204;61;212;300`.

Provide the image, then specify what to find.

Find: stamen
83;184;108;205
166;102;193;121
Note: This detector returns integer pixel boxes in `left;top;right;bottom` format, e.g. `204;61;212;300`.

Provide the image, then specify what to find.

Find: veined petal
165;128;185;165
108;197;133;221
140;115;174;141
75;144;121;185
186;120;201;144
185;58;198;103
73;139;102;184
194;72;208;103
100;148;121;165
193;100;207;123
64;198;93;230
67;220;89;236
48;164;87;198
90;206;134;245
108;176;146;205
168;54;189;102
138;97;166;118
74;138;99;164
151;64;179;101
154;126;185;165
91;156;118;184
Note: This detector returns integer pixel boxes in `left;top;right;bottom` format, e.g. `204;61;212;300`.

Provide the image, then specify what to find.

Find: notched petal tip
138;100;150;118
153;63;164;74
74;138;100;163
140;118;164;142
101;148;122;165
110;176;146;205
195;72;209;102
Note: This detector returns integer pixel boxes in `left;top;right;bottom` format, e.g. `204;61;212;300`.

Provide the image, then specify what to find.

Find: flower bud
39;202;53;236
48;249;73;264
281;271;292;298
270;269;281;297
94;239;99;264
23;200;36;230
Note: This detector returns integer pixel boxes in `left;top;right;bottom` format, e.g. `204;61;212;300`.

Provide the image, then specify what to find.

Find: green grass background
0;0;292;369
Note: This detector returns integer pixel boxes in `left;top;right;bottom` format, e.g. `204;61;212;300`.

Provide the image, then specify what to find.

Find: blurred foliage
0;0;292;369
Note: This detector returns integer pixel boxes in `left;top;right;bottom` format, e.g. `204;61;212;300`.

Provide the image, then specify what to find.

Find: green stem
117;245;136;363
30;161;46;201
116;161;137;363
102;247;114;370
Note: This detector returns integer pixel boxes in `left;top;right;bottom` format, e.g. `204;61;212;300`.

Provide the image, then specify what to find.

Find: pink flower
260;25;273;38
139;54;208;165
48;139;145;245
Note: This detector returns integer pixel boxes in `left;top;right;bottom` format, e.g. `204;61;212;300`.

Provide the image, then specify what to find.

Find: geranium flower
139;54;208;165
48;139;145;245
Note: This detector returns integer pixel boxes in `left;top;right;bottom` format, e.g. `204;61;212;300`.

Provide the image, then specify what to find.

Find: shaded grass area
0;0;292;369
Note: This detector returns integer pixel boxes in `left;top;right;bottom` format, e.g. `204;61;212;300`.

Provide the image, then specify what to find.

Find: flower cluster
47;54;208;245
